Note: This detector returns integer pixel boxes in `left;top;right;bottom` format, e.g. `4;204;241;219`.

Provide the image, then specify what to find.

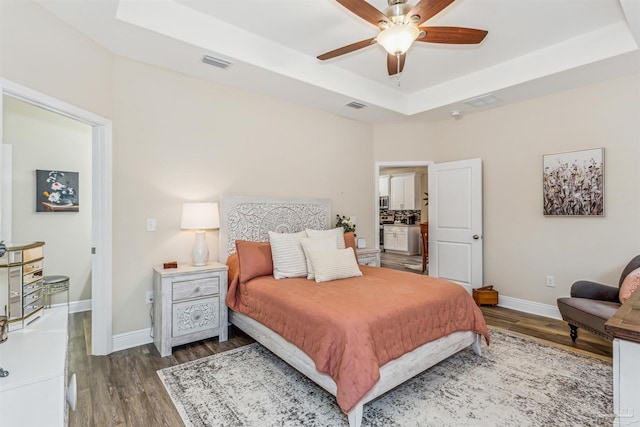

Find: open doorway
375;161;431;274
1;79;113;355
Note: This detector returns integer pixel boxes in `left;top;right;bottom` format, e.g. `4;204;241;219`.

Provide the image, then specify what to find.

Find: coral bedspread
226;255;489;413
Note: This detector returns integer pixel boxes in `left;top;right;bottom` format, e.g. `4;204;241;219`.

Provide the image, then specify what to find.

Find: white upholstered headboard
219;195;331;263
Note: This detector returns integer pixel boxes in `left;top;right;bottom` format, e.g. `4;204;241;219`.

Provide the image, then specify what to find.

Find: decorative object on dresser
543;148;604;216
181;202;220;266
153;262;228;357
158;328;612;427
0;242;45;331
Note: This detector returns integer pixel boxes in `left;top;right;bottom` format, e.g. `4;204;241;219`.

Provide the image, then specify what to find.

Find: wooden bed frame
220;195;483;427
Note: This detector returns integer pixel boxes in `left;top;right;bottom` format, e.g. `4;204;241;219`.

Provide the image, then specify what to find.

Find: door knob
472;235;480;240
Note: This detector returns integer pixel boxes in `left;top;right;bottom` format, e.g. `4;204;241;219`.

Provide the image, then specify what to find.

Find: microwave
379;196;389;209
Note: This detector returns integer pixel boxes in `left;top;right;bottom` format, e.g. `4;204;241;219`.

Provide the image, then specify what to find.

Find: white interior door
428;158;483;291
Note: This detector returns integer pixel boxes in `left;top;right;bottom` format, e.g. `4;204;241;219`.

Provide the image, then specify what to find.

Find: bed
219;195;489;427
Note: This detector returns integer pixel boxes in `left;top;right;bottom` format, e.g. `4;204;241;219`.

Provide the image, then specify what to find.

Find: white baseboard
498;295;562;320
49;299;91;314
69;299;91;313
112;328;153;353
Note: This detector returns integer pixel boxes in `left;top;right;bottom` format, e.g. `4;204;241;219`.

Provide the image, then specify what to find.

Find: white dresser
0;306;74;426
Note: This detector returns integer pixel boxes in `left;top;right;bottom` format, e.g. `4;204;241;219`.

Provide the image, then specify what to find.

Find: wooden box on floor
473;286;498;306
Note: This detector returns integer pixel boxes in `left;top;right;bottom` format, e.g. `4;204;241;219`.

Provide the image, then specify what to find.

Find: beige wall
1;1;375;335
374;73;640;306
111;57;374;333
3;97;93;304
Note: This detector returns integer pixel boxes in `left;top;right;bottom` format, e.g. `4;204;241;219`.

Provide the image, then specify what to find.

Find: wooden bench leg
569;324;578;342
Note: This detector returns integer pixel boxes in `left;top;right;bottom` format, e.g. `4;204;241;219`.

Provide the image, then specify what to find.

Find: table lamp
181;202;220;266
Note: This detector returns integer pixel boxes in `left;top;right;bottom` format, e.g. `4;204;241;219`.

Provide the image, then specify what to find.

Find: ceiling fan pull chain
396;54;401;87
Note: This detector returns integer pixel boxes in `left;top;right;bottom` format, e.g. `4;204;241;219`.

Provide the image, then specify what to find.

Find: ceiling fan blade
337;0;389;28
317;38;376;60
387;53;406;76
417;26;488;44
404;0;455;25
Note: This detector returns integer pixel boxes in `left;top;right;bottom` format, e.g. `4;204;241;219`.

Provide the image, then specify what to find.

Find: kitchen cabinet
383;225;420;255
389;173;421;210
379;175;390;197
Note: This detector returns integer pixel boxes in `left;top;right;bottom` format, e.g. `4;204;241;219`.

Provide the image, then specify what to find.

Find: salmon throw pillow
619;266;640;303
235;240;273;283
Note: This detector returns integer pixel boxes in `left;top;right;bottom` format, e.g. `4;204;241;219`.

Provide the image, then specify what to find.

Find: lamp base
191;231;209;266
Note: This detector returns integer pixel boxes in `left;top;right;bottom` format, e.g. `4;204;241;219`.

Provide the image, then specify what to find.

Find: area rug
157;329;613;426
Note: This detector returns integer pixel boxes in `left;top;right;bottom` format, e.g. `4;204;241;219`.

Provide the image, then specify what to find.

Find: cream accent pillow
268;230;308;279
306;227;346;249
620;266;640;303
300;236;339;280
307;247;362;283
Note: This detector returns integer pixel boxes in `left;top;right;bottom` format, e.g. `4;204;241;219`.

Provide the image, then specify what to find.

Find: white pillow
307;247;362;283
305;227;346;249
268;230;308;279
300;236;339;280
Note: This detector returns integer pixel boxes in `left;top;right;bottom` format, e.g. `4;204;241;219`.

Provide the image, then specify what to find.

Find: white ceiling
35;0;640;123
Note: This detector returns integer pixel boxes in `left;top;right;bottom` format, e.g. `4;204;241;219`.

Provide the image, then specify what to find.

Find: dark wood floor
68;269;612;426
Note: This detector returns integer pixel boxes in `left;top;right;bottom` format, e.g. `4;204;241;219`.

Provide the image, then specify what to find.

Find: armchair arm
570;280;620;302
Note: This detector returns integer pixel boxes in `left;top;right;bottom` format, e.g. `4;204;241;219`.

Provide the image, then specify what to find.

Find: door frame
375;160;433;248
0;79;113;355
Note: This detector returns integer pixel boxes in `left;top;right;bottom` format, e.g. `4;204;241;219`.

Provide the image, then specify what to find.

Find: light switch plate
146;218;157;232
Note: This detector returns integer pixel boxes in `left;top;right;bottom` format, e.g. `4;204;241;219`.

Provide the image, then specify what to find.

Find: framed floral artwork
36;170;79;212
543;148;604;216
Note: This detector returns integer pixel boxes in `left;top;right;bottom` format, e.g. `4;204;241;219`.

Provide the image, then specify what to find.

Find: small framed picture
36;170;80;212
542;148;604;216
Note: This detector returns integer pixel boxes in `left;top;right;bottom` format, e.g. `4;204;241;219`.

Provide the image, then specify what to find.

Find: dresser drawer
172;297;220;338
172;276;220;302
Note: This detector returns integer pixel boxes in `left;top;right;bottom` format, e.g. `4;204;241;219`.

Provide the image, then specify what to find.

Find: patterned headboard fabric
219;195;331;263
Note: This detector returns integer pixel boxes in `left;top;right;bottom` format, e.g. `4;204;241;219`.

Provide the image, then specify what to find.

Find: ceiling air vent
464;94;500;108
345;101;367;110
202;55;232;69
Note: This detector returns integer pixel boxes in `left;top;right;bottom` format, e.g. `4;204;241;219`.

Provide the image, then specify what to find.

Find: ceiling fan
317;0;488;76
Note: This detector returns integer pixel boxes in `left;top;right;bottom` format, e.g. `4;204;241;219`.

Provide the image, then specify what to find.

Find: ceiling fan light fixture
377;24;419;56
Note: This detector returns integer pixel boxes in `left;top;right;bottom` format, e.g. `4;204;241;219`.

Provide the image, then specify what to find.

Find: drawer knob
194;287;200;293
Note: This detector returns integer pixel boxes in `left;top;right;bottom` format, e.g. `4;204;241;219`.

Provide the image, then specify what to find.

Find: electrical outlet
545;275;555;288
146;218;157;232
145;290;154;304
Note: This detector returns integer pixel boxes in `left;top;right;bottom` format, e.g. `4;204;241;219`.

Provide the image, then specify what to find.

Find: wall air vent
464;94;500;108
345;101;367;109
202;55;232;69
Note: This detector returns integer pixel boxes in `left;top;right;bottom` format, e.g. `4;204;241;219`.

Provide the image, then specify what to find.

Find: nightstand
356;248;381;267
153;262;228;357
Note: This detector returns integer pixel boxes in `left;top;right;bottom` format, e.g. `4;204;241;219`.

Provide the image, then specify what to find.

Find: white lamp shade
377;24;420;55
181;203;220;230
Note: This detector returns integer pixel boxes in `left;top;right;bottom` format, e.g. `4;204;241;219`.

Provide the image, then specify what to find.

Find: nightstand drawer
172;277;220;301
172;297;220;338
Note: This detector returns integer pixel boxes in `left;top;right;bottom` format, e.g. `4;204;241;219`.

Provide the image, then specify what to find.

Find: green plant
335;215;356;233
